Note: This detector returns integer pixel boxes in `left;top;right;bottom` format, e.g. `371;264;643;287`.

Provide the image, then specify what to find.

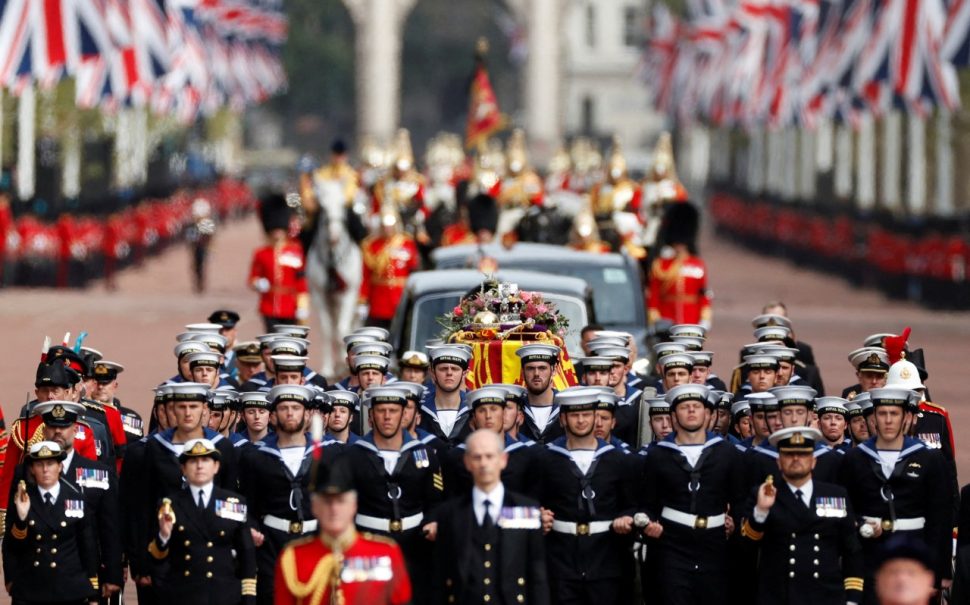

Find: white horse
305;178;364;379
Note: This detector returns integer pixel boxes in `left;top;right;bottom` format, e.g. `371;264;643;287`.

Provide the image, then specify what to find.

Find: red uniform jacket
360;233;418;321
249;241;308;319
648;252;711;326
274;531;411;605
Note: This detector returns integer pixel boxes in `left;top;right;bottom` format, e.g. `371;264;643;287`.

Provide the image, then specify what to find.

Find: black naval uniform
740;480;865;604
148;486;257;605
418;390;473;447
537;437;634;605
2;478;100;604
120;434;157;604
640;433;745;605
433;487;550;605
441;433;538;499
518;403;564;445
238;433;329;605
611;386;643;447
839;436;952;603
142;429;237;505
743;441;844;492
341;432;445;603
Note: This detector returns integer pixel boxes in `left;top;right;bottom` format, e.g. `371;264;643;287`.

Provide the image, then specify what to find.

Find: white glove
356;304;369;322
295;307;310;321
253;277;271;293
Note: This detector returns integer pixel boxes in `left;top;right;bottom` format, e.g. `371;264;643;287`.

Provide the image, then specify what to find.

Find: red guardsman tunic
274;530;411;605
249;240;308;320
647;251;711;326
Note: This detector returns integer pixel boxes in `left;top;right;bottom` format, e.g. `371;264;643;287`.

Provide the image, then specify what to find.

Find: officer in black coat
433;429;550;605
150;437;257;605
32;401;123;599
740;426;864;604
639;383;746;605
3;441;100;604
237;385;333;605
838;387;952;604
536;387;635;605
440;387;538;499
340;386;444;603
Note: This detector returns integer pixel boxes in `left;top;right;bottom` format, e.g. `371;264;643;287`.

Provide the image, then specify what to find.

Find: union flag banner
465;41;505;150
462;336;578;390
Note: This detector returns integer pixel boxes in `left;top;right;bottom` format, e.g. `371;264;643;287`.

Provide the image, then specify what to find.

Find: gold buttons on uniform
484;561;491;568
206;572;213;578
60;522;66;527
206;556;214;563
185;571;191;577
185;555;191;561
179;526;185;532
813;572;819;579
789;545;795;551
814;534;820;540
50;562;56;568
28;520;34;526
445;579;453;587
813;546;820;552
484;544;491;551
206;542;213;548
219;531;225;536
789;558;795;565
51;548;57;554
789;572;795;578
185;540;191;547
517;596;525;603
51;534;58;540
33;561;39;567
484;596;490;603
36;535;42;541
813;559;819;566
517;578;525;586
448;597;455;604
484;578;491;585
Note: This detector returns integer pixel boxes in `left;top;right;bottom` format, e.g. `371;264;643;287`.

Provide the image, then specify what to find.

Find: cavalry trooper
2;441;101;604
91;360;145;441
516;344;565;444
536;387;635;605
419;345;473;446
842;347;889;399
274;460;412;605
239;385;332;605
639;383;745;605
815;397;851;452
739;427;864;605
238;391;272;445
839;387;952;604
441;387;538;498
150;438;257;604
586;344;642;446
142;383;237;528
340;386;444;603
433;429;550;605
325;391;361;445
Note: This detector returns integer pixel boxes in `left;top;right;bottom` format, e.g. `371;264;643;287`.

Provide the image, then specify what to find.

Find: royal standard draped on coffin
438;280;578;390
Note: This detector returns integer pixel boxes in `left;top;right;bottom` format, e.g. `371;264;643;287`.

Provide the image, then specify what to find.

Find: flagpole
881;110;902;212
855;114;876;211
935;109;954;217
17;84;36;201
905;113;926;216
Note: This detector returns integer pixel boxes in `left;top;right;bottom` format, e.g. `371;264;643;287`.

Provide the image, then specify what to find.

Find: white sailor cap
745;392;778;411
516;344;560;365
271;355;308;373
467;387;508;409
869;387;916;408
185;323;224;333
751;314;793;330
268;384;314;408
768;426;823;451
429;345;473;369
362;386;407;407
186;351;222;369
269;338;310;356
815;397;849;416
554;387;601;412
351;354;390;373
240;391;270;409
168;382;211;402
665;384;714;409
350;341;394;358
175;341;210;358
653;341;687;359
848;347;890;373
669;324;708;339
587;345;630;361
329;391;360;411
671;336;704;351
754;325;791;343
646;397;671;416
273;324;311;338
660;353;694;371
385;382;426;402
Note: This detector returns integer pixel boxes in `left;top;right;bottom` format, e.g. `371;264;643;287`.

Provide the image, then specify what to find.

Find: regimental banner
456;330;579;390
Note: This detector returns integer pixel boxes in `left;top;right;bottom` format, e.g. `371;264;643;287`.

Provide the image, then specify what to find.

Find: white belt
551;520;612;536
355;512;424;533
661;507;726;530
863;516;926;531
262;515;318;535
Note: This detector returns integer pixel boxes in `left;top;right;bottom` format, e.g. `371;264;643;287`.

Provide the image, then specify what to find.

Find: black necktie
482;500;493;529
794;489;807;508
197;489;206;510
43;492;54;508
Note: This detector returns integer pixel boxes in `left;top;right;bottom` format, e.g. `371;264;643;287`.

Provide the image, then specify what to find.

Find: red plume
883;327;912;364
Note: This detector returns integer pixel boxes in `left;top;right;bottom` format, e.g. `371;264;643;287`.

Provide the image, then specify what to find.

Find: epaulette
362;531;400;546
285;535;317;549
921;400;948;412
80;400;104;412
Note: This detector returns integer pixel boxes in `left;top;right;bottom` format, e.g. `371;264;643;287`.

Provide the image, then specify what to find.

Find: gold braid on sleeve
279;547;344;605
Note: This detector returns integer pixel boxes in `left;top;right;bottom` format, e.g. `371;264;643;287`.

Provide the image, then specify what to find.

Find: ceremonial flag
465;38;505;151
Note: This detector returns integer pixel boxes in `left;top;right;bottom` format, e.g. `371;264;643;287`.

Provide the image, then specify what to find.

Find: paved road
0;211;967;602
